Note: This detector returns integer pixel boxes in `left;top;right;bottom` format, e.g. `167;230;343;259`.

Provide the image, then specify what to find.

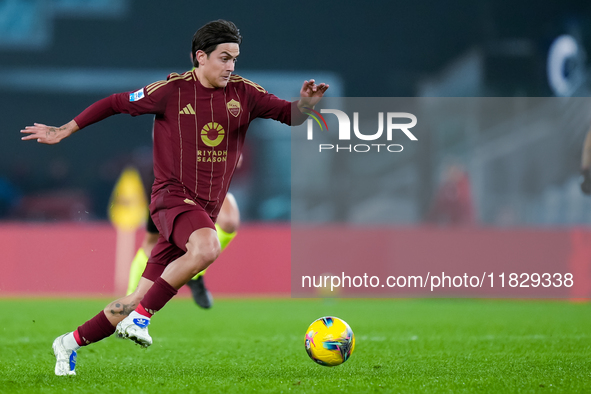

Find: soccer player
581;128;591;194
126;192;240;308
21;19;328;376
126;55;245;307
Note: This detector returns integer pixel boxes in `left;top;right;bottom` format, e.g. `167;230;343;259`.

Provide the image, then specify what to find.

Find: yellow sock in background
126;247;148;295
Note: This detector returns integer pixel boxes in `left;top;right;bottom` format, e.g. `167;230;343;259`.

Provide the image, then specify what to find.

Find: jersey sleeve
245;81;308;126
74;82;171;130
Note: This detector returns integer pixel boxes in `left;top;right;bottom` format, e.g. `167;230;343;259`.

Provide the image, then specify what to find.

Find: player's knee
186;253;219;278
198;246;220;266
183;229;221;276
185;239;220;270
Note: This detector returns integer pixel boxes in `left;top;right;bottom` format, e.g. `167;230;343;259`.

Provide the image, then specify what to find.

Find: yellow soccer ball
304;317;355;366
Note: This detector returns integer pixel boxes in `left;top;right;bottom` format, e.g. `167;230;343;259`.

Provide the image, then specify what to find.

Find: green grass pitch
1;298;590;393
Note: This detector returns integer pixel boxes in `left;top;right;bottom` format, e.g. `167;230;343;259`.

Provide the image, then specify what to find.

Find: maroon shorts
142;187;216;282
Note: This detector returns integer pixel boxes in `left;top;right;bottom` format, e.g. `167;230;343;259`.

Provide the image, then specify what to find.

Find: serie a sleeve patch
129;88;145;102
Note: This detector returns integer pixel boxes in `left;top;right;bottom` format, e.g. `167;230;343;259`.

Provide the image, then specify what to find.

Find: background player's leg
127;230;159;295
187;193;240;308
214;192;241;243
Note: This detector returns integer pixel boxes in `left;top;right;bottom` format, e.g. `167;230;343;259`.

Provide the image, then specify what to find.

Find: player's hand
20;120;78;144
298;79;329;110
581;169;591;195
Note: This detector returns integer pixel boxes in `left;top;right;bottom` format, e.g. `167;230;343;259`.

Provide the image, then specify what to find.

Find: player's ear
195;50;207;67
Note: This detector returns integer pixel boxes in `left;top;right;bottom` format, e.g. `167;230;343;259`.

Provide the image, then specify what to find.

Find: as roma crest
228;99;240;117
227;99;241;117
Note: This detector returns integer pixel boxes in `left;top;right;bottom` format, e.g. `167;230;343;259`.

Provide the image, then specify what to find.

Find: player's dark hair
192;20;242;68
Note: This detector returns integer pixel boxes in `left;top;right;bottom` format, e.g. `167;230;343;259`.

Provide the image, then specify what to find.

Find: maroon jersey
75;70;304;220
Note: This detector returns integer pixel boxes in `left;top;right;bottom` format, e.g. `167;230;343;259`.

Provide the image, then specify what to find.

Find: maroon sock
76;311;116;346
140;277;178;315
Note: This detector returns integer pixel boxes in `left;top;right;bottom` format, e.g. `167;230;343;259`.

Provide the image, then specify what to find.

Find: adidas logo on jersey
180;104;196;115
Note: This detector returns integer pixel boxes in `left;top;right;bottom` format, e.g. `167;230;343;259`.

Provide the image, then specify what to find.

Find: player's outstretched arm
21;120;79;145
297;79;329;113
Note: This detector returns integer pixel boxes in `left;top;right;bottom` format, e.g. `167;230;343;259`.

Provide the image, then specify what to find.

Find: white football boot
52;333;77;376
115;311;152;348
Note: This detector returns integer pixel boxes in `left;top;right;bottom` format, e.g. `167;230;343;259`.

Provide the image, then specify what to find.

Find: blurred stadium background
2;0;591;296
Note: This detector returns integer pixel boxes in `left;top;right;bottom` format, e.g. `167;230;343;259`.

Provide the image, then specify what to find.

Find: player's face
197;43;239;88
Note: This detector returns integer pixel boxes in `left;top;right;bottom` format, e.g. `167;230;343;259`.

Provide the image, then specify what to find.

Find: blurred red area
0;223;291;297
292;225;591;298
18;191;92;221
2;223;590;299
